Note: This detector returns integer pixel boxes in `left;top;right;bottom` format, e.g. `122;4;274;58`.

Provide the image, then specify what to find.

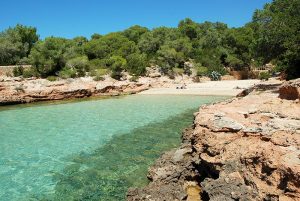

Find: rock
0;77;149;105
279;78;300;100
148;72;161;78
221;75;236;80
172;148;192;162
212;116;244;132
129;80;300;201
95;82;113;90
243;127;262;133
146;66;162;78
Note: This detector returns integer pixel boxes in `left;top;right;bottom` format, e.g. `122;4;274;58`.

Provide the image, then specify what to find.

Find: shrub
59;68;76;79
90;68;109;77
259;71;271;80
13;66;24;77
66;56;90;77
196;66;208;76
109;56;127;80
93;75;105;81
225;54;244;70
47;76;58;82
126;53;147;76
173;67;184;75
96;68;108;76
91;65;109;81
209;71;221;81
23;68;39;78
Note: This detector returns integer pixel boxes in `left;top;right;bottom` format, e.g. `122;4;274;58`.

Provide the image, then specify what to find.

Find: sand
139;80;261;96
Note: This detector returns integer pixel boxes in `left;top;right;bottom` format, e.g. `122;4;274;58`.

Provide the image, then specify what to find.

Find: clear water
0;95;227;201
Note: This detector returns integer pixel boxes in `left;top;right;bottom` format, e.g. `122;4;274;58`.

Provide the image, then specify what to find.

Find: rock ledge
127;79;300;201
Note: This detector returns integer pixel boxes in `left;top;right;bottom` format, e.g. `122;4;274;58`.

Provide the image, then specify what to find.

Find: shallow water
0;95;227;200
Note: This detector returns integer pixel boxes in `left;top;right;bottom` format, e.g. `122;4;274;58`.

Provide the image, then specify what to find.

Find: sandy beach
139;79;261;96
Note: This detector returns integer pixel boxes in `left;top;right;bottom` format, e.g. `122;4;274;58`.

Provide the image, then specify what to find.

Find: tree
178;18;198;40
157;45;185;72
252;0;300;79
126;53;147;76
123;25;149;44
91;33;102;40
29;37;71;77
0;24;38;65
84;33;137;60
138;31;161;55
108;55;127;80
223;26;255;70
65;56;90;77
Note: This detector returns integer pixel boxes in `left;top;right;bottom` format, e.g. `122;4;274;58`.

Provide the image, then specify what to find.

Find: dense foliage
0;0;298;79
252;0;300;79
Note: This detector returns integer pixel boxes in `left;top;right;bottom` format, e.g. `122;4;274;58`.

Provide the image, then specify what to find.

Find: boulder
279;78;300;100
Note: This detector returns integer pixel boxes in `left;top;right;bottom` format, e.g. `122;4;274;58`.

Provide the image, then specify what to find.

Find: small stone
243;127;262;133
225;177;230;183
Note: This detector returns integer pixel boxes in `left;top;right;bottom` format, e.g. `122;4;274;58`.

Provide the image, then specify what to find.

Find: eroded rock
0;77;149;105
279;78;300;100
128;79;300;201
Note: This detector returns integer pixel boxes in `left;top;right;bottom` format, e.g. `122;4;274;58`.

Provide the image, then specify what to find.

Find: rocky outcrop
146;66;162;78
0;77;149;105
279;78;300;100
128;79;300;201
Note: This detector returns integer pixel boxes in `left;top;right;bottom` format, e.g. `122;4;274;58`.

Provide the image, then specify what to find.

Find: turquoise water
0;95;227;201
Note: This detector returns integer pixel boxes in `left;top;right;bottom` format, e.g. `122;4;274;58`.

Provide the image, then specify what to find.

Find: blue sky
1;0;271;39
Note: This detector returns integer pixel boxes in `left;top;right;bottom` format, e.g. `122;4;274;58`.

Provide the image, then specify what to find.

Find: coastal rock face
0;77;149;105
128;80;300;201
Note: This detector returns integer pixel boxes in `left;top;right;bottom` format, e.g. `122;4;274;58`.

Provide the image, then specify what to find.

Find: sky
0;0;272;39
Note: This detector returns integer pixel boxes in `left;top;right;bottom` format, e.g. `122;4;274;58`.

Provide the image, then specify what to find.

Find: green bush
196;66;208;76
173;67;184;75
90;68;109;77
59;68;76;79
47;76;58;81
225;54;244;70
23;68;39;78
93;75;105;81
92;68;108;81
89;58;110;70
96;68;108;76
66;56;90;77
109;56;127;80
126;53;147;76
13;66;24;77
259;71;271;80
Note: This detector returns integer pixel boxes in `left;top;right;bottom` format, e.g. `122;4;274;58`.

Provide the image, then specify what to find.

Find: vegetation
0;0;298;80
259;72;271;80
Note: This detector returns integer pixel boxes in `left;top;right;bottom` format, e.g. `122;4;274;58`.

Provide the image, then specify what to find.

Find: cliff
127;79;300;201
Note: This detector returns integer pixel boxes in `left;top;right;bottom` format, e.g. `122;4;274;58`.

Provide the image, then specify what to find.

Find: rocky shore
0;75;260;105
0;76;150;105
127;79;300;201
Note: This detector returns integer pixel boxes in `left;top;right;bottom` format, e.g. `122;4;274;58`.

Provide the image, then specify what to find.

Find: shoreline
128;79;300;201
139;80;261;96
0;76;149;106
0;76;263;106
